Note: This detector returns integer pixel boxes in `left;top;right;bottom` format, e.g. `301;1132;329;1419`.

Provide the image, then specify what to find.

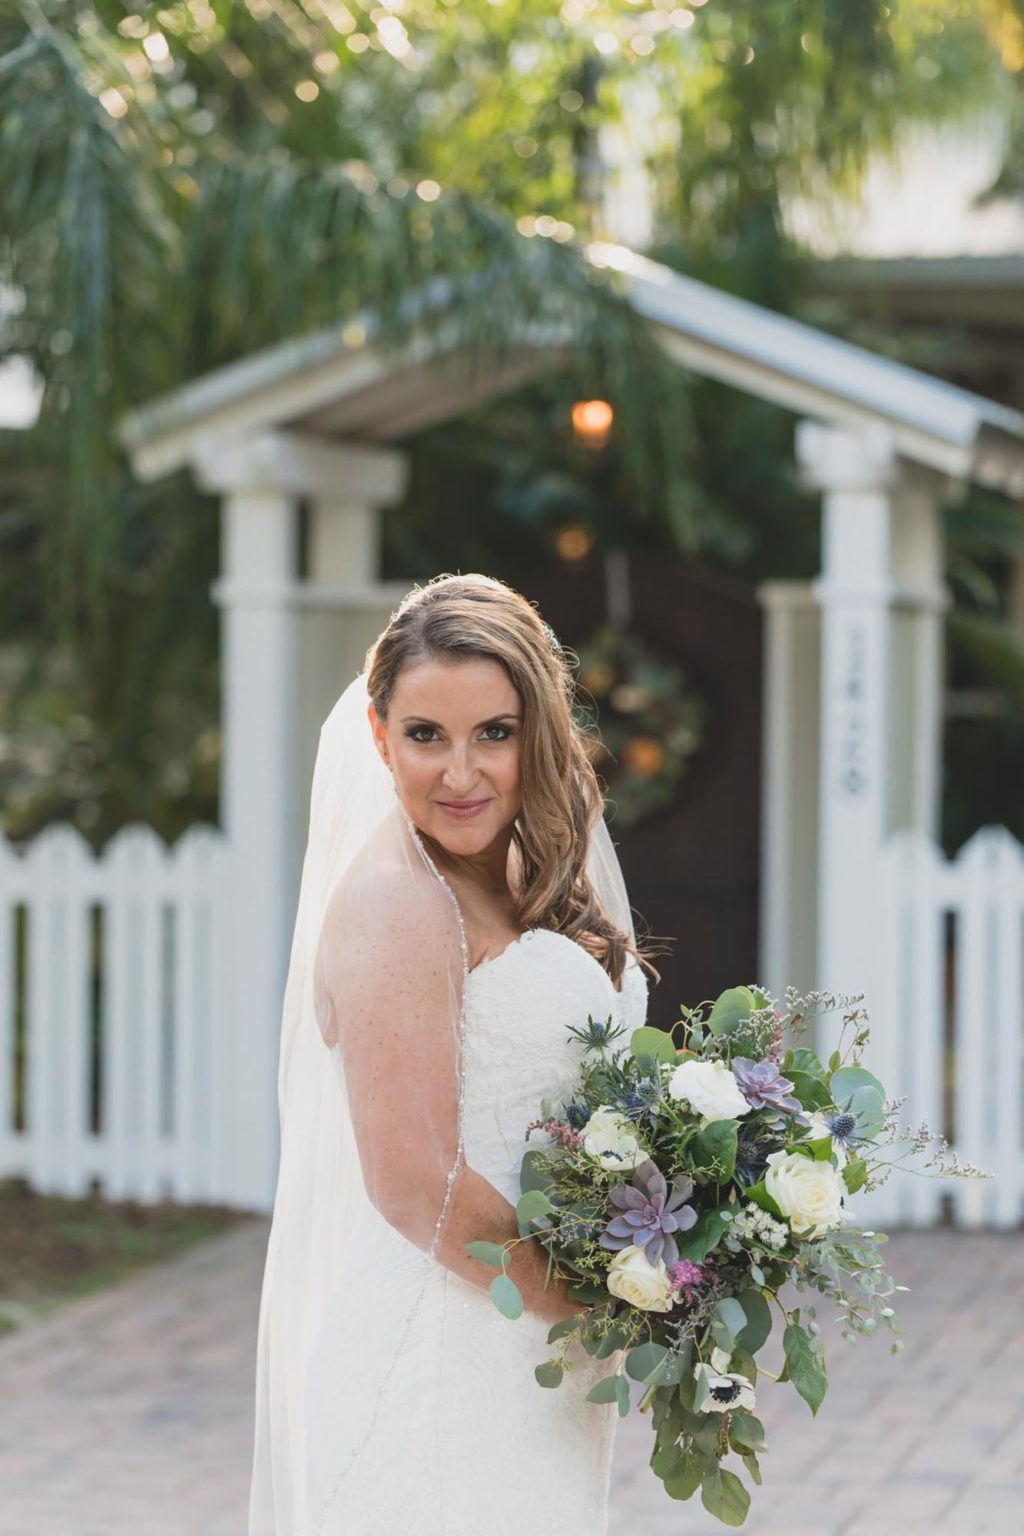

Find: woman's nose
441;742;479;790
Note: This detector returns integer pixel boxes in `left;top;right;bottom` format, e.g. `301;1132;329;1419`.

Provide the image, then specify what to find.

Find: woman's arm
318;872;586;1326
388;1159;587;1327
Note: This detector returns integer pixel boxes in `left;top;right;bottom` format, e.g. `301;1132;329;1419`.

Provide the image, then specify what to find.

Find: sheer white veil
248;665;638;1535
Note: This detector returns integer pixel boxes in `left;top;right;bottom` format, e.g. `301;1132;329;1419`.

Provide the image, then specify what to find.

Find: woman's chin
426;804;510;852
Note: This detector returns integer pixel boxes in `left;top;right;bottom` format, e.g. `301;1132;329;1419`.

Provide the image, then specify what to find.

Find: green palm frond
0;3;693;628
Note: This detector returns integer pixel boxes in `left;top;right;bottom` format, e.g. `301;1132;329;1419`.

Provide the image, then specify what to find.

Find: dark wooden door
524;553;763;1030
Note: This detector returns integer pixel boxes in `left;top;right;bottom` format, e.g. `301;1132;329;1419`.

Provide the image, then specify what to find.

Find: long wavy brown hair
364;573;662;991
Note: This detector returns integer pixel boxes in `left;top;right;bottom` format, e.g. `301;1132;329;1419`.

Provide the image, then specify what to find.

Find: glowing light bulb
570;398;614;449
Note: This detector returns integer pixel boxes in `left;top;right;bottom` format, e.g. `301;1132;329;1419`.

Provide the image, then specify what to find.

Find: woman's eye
405;724;512;744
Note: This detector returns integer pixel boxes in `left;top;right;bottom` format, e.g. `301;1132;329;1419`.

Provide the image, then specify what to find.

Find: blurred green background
1;0;1022;854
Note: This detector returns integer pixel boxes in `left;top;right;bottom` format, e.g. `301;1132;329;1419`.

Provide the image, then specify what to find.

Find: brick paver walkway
1;1223;1020;1535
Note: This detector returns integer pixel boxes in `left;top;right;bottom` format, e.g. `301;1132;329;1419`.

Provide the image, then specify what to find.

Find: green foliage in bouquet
467;986;988;1528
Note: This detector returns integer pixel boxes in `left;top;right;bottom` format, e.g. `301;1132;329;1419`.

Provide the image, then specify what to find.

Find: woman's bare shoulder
319;831;457;959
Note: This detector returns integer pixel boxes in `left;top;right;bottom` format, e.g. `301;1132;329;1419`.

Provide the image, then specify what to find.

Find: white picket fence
2;818;1022;1226
875;825;1024;1229
0;823;233;1205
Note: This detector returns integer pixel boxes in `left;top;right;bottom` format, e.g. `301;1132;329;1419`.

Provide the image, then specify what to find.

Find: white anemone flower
694;1346;757;1414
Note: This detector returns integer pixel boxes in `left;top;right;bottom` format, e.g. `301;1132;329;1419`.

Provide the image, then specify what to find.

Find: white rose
606;1244;674;1312
667;1058;750;1126
805;1111;848;1169
765;1149;845;1239
582;1106;647;1171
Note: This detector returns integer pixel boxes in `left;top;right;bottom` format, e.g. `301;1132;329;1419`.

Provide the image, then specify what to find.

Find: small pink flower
668;1259;705;1293
525;1117;583;1151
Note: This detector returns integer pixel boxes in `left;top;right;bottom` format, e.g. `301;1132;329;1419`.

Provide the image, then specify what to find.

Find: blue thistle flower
568;1014;628;1052
562;1098;592;1131
824;1108;860;1148
622;1074;663;1123
734;1132;767;1187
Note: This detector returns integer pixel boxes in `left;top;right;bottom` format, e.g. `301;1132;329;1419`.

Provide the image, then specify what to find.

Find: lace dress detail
441;931;650;1534
308;926;647;1535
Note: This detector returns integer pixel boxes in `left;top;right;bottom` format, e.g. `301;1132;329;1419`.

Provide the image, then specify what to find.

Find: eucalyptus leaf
735;1289;772;1354
729;1410;767;1453
692;1415;723;1457
701;1467;751;1527
708;986;756;1037
589;1373;631;1415
655;1339;694;1385
520;1149;554;1194
546;1318;577;1344
489;1273;524;1320
676;1209;731;1262
830;1065;885;1101
743;1181;785;1219
729;1345;758;1385
783;1321;828;1415
465;1240;506;1267
712;1296;747;1351
630;1025;677;1065
843;1157;869;1194
534;1360;564;1388
595;1325;631;1359
788;1047;826;1077
651;1437;682;1480
846;1085;886;1137
788;1070;832;1109
694;1118;739;1181
567;1277;608;1305
516;1188;554;1227
742;1450;763;1487
664;1446;703;1501
625;1342;669;1382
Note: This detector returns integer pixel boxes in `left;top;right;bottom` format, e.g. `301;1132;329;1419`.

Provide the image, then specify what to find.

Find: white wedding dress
303;926;649;1536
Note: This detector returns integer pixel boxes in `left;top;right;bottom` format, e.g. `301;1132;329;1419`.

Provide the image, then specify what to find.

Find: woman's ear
367;702;391;768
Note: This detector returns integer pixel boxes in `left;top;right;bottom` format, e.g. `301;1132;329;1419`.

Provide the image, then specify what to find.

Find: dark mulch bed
0;1176;250;1336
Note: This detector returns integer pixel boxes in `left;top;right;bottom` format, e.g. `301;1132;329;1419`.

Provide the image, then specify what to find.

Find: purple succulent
731;1056;805;1117
599;1158;698;1268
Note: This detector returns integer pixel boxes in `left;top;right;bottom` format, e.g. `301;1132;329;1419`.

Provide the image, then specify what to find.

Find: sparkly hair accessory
540;620;562;654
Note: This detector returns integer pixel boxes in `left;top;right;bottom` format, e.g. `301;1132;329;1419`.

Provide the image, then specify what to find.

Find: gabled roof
119;241;1024;495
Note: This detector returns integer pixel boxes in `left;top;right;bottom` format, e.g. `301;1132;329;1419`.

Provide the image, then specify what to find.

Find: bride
248;573;659;1535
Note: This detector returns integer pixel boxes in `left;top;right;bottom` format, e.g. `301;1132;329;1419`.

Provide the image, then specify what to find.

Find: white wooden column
798;423;951;1225
194;444;300;1209
798;423;900;1081
193;430;405;1209
889;469;950;838
756;581;820;997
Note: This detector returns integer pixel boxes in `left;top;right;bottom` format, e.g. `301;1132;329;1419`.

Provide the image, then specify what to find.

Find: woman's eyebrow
400;711;522;726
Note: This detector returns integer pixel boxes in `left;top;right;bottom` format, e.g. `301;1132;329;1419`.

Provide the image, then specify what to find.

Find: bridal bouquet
467;985;986;1528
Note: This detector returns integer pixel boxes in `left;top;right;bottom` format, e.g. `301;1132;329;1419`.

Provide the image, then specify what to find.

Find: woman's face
369;656;523;856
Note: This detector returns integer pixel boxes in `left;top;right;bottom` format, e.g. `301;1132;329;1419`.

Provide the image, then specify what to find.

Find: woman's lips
436;799;490;818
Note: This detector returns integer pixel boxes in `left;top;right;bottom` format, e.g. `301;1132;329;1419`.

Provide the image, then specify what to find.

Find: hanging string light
571;398;614;449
